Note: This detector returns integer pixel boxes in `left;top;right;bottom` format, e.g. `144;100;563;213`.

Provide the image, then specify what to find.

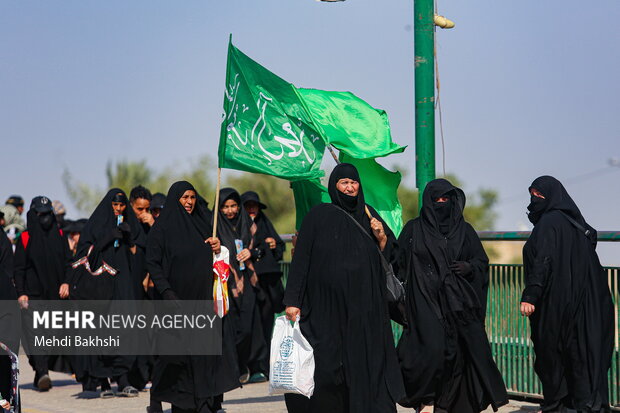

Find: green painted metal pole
414;0;436;208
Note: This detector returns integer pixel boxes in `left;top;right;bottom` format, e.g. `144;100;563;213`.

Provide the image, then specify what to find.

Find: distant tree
224;172;296;234
64;157;497;235
63;156;216;216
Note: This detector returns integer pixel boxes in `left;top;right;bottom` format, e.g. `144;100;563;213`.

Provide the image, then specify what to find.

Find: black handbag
334;206;406;303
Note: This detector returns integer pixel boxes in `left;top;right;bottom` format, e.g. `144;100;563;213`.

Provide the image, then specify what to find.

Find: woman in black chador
217;188;268;384
0;230;20;412
396;178;507;413
283;163;405;413
147;181;240;413
14;196;73;390
241;190;286;381
70;189;147;397
520;176;613;413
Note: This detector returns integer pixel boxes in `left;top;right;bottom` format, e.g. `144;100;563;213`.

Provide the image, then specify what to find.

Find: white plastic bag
269;315;315;398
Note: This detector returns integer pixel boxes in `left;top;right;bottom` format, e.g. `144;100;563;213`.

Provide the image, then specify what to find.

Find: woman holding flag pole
146;180;239;413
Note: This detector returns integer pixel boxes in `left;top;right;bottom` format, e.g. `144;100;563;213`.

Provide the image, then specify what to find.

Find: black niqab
413;180;475;317
527;175;587;228
396;179;507;412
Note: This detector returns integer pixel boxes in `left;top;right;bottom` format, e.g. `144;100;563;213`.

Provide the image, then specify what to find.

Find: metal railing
277;261;620;408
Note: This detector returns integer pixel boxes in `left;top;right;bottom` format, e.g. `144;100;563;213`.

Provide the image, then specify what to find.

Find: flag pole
212;168;222;239
327;145;372;219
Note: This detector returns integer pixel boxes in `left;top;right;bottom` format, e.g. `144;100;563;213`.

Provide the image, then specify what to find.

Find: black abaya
242;191;287;374
217;188;268;378
396;179;507;413
69;189;147;390
283;163;405;413
0;232;19;412
522;176;613;412
14;203;74;379
147;181;239;411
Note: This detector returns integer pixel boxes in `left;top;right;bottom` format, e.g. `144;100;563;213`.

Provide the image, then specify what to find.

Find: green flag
290;178;330;230
219;41;326;180
298;89;406;159
340;154;404;236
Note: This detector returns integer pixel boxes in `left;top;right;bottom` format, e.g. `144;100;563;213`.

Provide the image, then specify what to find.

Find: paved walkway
16;355;539;413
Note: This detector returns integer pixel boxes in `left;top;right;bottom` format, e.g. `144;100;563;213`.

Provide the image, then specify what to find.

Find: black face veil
527;175;586;227
420;179;466;247
328;163;367;227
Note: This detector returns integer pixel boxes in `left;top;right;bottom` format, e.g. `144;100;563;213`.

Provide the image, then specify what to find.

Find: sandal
100;389;115;399
118;385;139;397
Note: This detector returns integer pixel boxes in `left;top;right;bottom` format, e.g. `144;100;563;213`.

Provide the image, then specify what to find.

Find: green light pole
414;0;436;208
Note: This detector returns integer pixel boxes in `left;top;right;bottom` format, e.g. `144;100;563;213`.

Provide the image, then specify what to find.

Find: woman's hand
286;306;300;321
370;218;387;251
520;302;535;316
18;295;29;310
236;277;245;295
265;237;277;250
59;283;70;299
205;237;221;254
236;248;251;262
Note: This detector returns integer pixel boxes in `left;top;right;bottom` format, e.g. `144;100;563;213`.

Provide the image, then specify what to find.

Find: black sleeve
283;209;316;308
463;224;490;314
146;227;172;295
62;235;73;284
395;220;414;283
13;238;27;297
521;224;556;306
250;240;266;260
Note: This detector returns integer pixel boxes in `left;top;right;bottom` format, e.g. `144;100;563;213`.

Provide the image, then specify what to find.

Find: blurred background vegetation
63;155;499;235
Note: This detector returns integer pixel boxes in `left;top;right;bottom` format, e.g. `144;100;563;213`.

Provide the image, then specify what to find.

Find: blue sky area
1;1;619;263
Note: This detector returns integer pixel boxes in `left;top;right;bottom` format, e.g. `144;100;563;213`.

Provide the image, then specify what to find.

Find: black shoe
146;406;164;413
36;374;52;391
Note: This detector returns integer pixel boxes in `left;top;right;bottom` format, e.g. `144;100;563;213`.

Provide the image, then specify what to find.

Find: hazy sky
2;1;619;263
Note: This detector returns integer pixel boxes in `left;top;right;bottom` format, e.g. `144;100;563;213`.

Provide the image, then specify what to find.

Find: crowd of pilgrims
0;165;614;413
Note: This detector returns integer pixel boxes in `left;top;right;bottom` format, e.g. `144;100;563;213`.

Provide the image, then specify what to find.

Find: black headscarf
328;163;368;227
72;188;146;300
217;188;254;268
23;198;68;299
147;181;214;299
78;188;146;257
420;179;467;264
527;175;587;227
155;181;211;239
